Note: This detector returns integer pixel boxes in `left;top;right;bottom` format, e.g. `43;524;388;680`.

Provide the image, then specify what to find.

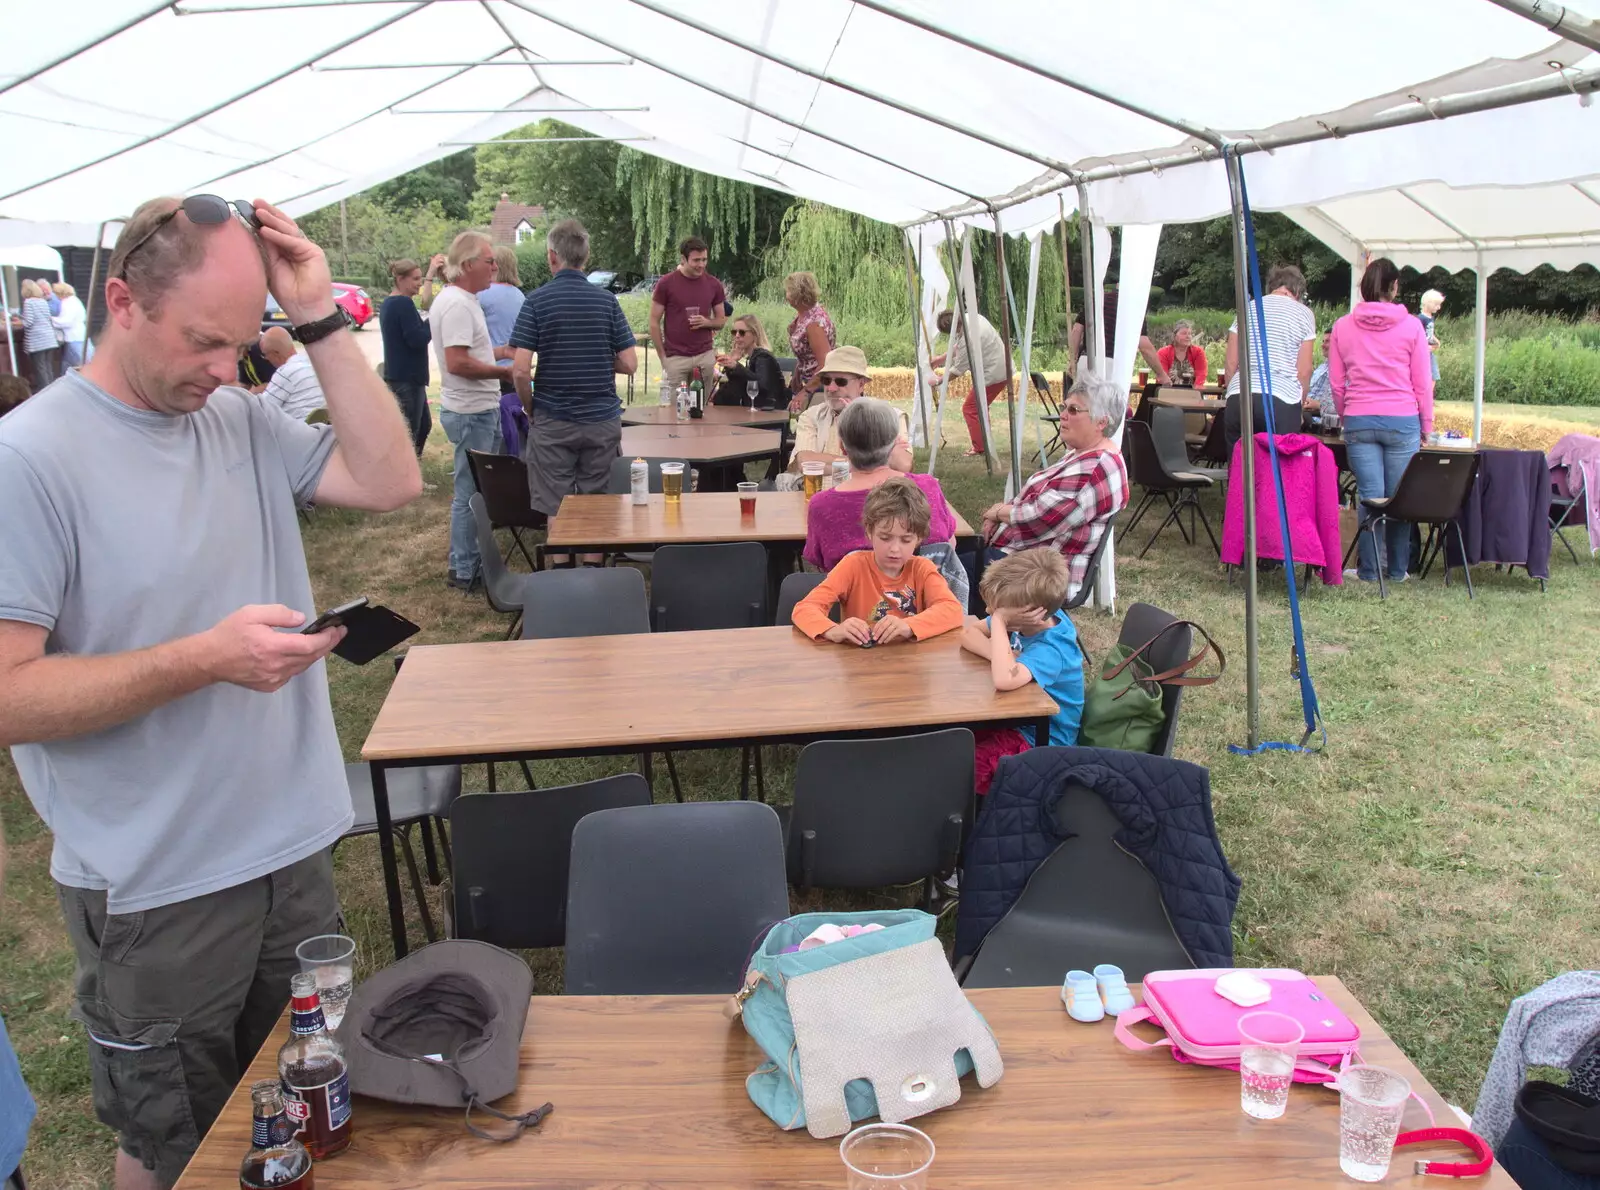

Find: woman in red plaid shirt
974;372;1129;607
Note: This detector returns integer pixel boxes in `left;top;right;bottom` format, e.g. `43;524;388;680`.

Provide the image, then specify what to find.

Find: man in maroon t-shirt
648;235;726;402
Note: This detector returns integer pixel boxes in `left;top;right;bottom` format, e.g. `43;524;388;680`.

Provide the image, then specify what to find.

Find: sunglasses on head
821;374;857;388
115;195;258;278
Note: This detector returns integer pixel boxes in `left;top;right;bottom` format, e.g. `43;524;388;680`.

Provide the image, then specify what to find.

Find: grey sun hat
342;939;550;1140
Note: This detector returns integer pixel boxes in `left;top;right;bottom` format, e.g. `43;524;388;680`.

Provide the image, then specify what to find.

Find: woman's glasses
731;328;751;336
820;374;855;388
1062;402;1090;417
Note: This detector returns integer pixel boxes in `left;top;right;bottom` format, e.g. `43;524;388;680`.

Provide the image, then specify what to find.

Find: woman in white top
1222;263;1316;452
50;282;88;368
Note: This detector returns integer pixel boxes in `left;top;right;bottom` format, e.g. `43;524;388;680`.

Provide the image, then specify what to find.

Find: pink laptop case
1115;968;1362;1079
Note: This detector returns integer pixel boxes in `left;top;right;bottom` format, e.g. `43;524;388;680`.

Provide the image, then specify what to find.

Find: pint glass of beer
660;461;685;504
802;461;826;502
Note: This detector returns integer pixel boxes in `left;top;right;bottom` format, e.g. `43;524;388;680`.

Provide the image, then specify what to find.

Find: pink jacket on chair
1220;432;1344;585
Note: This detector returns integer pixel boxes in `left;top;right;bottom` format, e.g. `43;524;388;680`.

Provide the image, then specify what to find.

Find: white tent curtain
1087;221;1162;614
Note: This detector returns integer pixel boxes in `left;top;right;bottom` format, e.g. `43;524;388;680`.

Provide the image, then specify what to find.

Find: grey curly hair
1071;370;1127;432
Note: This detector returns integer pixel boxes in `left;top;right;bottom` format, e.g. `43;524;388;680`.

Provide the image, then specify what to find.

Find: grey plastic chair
1152;404;1225;485
651;542;768;631
605;456;696;495
961;781;1196;988
449;773;652;949
1061;528;1112;613
782;729;974;906
1122;419;1218;558
1117;602;1193;758
342;761;462;943
774;570;828;626
520;566;650;639
516;566;666;798
564;801;790;994
470;492;531;638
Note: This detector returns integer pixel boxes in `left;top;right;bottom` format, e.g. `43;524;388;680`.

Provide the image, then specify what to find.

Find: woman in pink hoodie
1329;257;1435;583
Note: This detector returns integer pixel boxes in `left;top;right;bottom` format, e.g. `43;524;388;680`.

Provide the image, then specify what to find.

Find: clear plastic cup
660;461;685;503
294;934;356;1031
840;1123;934;1189
1336;1064;1412;1182
1238;1011;1303;1120
736;480;757;517
802;460;826;502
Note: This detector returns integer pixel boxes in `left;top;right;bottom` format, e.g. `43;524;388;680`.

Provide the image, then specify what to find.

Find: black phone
302;597;420;666
302;596;369;636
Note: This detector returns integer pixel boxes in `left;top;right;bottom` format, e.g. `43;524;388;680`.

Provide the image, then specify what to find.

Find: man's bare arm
0;611;343;747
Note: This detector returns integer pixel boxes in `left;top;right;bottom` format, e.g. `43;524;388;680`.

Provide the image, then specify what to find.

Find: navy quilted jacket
954;746;1240;965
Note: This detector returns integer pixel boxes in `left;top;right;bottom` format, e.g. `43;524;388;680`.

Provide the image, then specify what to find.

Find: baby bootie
1061;970;1105;1022
1094;963;1137;1015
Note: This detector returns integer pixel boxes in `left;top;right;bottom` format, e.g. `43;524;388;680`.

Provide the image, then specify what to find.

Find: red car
332;283;373;329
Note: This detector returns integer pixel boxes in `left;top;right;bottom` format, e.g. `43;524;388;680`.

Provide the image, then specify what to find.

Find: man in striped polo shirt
510;219;637;528
258;326;326;421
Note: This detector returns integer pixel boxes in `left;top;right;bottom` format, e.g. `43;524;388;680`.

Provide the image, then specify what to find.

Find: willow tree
761;203;909;327
614;152;760;263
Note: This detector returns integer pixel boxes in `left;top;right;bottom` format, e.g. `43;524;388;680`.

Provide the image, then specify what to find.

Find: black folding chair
651;542;770;800
651;542;769;631
1061;527;1112;613
605;456;695;495
1030;371;1062;460
1340;450;1480;599
521;566;650;639
340;761;461;944
781;729;974;907
519;567;665;798
1551;466;1592;565
449;773;652;948
466;450;545;569
774;570;828;625
469;493;530;639
961;780;1197;987
563;801;790;994
1117;603;1193;758
1121;420;1218;558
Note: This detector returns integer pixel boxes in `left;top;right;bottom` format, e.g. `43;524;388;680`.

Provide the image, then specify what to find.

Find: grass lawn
3;390;1599;1189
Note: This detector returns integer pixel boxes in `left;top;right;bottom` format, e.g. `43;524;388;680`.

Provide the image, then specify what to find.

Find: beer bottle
278;972;352;1160
239;1080;314;1190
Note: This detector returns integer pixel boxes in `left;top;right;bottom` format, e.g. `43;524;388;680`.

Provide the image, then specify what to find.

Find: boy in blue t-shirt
961;548;1085;791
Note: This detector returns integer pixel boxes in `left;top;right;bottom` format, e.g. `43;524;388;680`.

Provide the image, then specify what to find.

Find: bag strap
1104;620;1227;691
1113;1005;1172;1050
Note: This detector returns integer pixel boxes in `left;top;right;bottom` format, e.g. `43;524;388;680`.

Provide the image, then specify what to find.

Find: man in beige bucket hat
776;346;911;490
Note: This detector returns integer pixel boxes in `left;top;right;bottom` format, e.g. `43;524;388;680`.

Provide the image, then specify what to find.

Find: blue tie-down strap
1227;148;1325;754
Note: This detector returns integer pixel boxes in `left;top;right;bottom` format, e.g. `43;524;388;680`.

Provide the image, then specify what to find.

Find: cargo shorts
59;849;340;1188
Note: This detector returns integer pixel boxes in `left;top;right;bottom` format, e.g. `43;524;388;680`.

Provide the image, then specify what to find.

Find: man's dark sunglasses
820;374;856;388
116;195;258;277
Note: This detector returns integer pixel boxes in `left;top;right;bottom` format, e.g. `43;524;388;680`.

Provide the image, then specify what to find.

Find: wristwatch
290;308;350;345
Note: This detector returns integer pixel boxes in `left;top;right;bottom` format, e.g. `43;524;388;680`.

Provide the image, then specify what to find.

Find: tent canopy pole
1020;232;1044;471
991;212;1019;481
1224;149;1260;750
1473;259;1489;443
1;268;16;375
903;230;931;451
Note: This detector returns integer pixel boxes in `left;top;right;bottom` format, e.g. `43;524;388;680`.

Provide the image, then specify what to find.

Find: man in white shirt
258;327;325;420
431;231;513;589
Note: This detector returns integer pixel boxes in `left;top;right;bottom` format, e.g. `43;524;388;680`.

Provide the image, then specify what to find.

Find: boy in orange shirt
792;477;963;645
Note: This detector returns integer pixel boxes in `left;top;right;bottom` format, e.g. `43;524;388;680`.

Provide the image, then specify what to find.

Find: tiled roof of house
489;193;546;244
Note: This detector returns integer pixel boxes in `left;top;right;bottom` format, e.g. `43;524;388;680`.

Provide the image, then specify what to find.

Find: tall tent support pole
1020;232;1045;469
1473;258;1489;444
84;220;112;360
903;230;931;450
952;225;992;475
1224;149;1260;750
991;213;1020;485
1074;183;1099;374
1;268;15;375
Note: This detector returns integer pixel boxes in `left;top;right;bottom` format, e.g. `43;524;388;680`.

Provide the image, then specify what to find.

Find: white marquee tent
3;0;1599;745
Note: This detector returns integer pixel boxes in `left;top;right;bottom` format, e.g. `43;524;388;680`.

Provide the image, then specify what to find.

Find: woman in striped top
1221;264;1316;452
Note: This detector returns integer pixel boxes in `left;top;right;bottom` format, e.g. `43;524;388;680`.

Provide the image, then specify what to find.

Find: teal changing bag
729;909;1003;1137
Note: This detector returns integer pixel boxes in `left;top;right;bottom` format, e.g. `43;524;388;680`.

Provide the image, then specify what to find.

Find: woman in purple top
804;397;956;570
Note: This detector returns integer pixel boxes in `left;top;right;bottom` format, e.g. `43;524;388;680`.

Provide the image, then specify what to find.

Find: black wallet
328;603;420;665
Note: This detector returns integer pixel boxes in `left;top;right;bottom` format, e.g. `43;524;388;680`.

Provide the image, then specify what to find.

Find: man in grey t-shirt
0;196;420;1190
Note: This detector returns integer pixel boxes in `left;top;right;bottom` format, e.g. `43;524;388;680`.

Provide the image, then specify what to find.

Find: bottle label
282;1070;350;1131
326;1071;352;1130
282;1087;310;1125
289;1006;326;1036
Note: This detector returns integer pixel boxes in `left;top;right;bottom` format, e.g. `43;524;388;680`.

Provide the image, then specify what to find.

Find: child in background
792;477;963;646
960;548;1086;792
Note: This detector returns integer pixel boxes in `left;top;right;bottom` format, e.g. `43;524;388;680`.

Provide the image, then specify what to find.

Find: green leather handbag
1078;620;1224;752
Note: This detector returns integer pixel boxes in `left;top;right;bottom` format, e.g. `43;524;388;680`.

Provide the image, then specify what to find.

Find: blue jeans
1344;415;1420;581
1498;1116;1600;1190
439;408;502;580
61;340;84;368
